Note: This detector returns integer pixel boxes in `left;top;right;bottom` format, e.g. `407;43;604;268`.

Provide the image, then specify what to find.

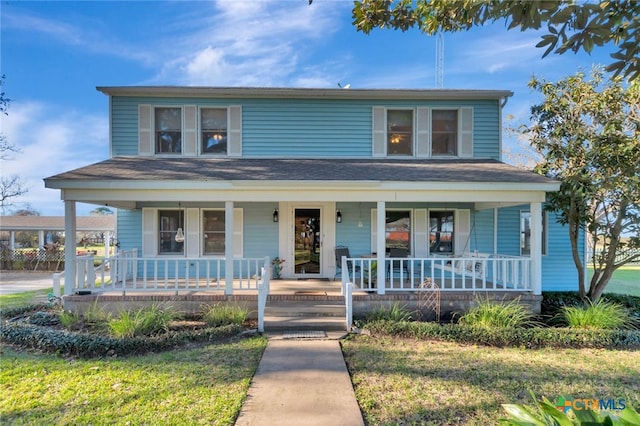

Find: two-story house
44;87;584;318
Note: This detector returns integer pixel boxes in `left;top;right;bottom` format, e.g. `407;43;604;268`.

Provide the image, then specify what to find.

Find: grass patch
342;334;640;425
0;336;267;425
0;288;53;309
589;265;640;297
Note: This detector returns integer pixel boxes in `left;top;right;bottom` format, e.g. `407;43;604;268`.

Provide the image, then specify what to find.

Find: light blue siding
471;209;495;253
335;202;375;256
542;211;584;291
239;202;279;259
117;209;142;253
110;97;501;160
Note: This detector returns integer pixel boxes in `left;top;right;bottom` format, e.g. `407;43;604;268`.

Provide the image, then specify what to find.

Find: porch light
175;203;185;243
273;209;279;223
336;210;343;223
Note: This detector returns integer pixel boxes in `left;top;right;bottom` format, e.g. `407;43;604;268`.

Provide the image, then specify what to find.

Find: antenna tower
436;32;444;88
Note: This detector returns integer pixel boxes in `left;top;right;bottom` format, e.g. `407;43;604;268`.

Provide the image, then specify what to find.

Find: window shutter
455;209;471;255
413;209;428;257
459;107;473;157
416;107;429;157
372;107;386;157
142;208;156;257
186;208;199;257
183;106;197;156
370;208;377;251
139;105;153;155
233;208;243;258
228;106;242;157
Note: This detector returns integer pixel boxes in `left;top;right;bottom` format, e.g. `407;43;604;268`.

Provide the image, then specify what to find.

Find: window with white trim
158;210;184;254
155;107;182;154
201;108;228;155
386;210;411;253
429;210;454;254
387;110;413;156
203;210;225;255
520;211;547;256
431;109;458;156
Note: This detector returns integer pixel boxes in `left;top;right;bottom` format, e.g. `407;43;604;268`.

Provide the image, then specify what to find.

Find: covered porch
44;158;558;315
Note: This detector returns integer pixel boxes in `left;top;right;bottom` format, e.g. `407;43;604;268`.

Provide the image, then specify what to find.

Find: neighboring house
0;216;115;249
44;87;584;307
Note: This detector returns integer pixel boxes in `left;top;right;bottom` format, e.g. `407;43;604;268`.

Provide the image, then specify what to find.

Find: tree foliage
352;0;640;80
524;68;640;301
90;207;114;216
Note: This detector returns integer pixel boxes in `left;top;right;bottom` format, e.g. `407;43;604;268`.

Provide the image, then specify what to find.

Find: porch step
264;298;347;331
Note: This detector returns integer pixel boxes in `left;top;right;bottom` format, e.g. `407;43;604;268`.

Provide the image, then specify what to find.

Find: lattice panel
418;278;440;322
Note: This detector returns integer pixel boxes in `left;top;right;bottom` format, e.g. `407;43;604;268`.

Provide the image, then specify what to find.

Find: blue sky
1;0;616;216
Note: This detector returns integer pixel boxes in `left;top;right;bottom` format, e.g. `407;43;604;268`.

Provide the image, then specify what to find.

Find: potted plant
271;257;285;279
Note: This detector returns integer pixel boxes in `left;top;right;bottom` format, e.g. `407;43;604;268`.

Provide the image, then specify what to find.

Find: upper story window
432;109;458;156
373;106;472;158
155;108;182;154
387;110;413;156
201;108;228;155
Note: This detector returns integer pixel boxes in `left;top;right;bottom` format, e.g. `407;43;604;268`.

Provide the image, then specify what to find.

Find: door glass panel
294;208;321;274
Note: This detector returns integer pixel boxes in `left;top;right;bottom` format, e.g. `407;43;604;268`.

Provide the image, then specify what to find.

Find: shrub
201;303;248;327
558;299;637;330
0;321;246;358
108;311;138;338
363;320;640;349
366;302;413;322
28;311;60;327
458;297;538;329
83;301;111;325
59;310;81;330
108;305;180;338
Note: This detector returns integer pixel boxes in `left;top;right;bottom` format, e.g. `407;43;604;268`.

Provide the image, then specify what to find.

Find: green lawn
594;265;640;297
342;334;640;425
0;288;54;309
0;337;267;425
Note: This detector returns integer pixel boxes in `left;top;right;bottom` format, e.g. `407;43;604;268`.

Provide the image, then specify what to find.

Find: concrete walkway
235;333;364;426
0;271;61;295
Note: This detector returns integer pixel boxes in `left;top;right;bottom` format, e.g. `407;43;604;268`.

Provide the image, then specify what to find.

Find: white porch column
64;201;77;295
376;201;386;295
9;231;15;249
104;232;111;259
224;201;234;295
530;202;542;295
38;231;45;249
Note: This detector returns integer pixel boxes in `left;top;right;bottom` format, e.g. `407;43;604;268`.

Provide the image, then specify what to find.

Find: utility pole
436;32;444;88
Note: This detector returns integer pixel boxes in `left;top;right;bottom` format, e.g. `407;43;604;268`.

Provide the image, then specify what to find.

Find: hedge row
364;320;640;349
0;322;246;358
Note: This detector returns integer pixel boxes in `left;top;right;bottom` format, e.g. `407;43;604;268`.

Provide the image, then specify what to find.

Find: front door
293;208;321;276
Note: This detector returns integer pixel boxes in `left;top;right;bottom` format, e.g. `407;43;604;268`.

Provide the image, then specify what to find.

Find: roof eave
96;86;514;101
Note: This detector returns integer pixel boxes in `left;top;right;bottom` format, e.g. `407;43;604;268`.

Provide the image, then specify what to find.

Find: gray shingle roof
45;157;555;185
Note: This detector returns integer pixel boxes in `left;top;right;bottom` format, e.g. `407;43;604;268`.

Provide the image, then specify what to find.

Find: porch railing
257;260;271;333
69;252;270;294
345;254;532;294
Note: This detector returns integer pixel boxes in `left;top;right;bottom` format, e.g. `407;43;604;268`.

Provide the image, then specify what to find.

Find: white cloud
152;0;348;87
1;102;108;215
